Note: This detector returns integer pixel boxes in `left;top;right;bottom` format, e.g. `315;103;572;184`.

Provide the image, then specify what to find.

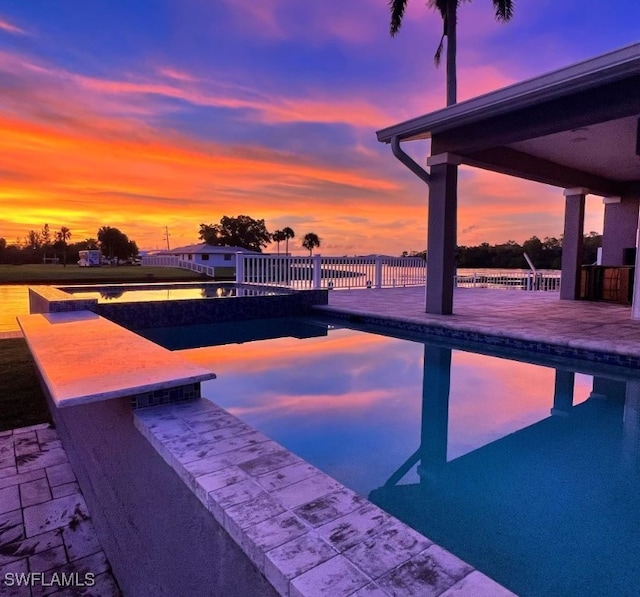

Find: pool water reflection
144;317;640;596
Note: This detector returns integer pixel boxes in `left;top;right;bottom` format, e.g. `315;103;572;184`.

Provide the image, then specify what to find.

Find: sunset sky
0;2;638;255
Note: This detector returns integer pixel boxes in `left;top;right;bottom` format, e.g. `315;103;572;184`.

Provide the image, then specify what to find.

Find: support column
560;188;587;300
550;369;574;417
418;345;452;484
425;153;460;314
629;194;640;319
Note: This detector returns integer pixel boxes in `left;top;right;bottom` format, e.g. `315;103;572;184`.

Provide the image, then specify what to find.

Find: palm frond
434;32;445;67
492;0;515;22
389;0;409;36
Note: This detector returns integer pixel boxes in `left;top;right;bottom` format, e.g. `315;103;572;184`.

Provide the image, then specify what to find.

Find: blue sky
0;1;638;253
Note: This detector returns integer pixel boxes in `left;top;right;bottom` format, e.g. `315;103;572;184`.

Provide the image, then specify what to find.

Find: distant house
157;243;260;268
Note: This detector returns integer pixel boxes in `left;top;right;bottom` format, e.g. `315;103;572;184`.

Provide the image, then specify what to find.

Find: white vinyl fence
237;255;427;289
143;254;561;291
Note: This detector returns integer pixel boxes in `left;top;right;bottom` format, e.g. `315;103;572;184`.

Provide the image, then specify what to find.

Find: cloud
0;17;26;36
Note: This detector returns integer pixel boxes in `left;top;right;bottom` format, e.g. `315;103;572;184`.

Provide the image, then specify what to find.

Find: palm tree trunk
445;1;457;106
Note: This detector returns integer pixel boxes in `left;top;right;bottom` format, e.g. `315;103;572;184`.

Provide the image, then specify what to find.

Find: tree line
404;233;602;269
199;215;321;255
0;224;139;266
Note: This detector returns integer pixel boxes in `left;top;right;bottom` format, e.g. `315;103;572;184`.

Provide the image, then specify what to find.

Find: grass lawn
0;338;51;432
0;264;207;285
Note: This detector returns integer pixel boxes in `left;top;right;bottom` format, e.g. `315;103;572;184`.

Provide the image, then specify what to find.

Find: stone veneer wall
49;396;279;597
97;290;328;330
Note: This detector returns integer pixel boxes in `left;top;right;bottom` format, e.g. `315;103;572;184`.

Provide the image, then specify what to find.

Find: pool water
144;317;640;597
60;282;289;303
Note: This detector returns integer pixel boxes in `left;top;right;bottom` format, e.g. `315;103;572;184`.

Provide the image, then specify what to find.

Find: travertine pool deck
318;287;640;360
0;423;120;596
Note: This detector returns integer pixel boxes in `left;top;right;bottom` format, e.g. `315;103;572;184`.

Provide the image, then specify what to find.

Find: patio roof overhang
377;42;640;197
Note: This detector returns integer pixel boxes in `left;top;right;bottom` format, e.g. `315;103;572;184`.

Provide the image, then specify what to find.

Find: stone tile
294;487;367;528
224;492;287;543
316;503;394;553
14;423;50;434
376;545;473;597
237;447;302;476
199;422;254;443
164;433;218;464
0;468;46;490
0;466;17;480
0;442;16;470
290;555;371;597
0;509;25;546
51;482;80;499
225;441;288;469
30;550;111;597
183;452;234;478
271;473;343;510
209;479;265;510
209;430;272;456
17;448;68;475
242;512;310;570
23;493;90;538
36;427;59;447
46;463;76;487
195;466;249;497
0;557;29;597
29;544;68;572
256;461;319;492
351;582;390;597
0;485;21;515
14;432;40;457
342;520;433;580
62;519;102;561
265;532;338;596
20;477;52;508
440;570;517;596
0;529;64;566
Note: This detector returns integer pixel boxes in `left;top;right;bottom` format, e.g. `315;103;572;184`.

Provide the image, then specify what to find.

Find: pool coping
134;398;515;597
313;303;640;370
17;311;215;408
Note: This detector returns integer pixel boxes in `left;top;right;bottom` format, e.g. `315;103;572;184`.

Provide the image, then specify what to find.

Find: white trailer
78;250;102;267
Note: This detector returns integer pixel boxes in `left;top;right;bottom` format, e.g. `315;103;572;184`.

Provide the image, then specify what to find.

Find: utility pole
164;226;171;251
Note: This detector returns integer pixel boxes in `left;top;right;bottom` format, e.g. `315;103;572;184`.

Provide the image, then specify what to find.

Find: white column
632;209;640;319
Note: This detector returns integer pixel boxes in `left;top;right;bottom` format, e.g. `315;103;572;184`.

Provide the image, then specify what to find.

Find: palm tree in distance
282;227;295;256
302;233;321;256
272;230;286;255
55;226;72;267
389;0;515;106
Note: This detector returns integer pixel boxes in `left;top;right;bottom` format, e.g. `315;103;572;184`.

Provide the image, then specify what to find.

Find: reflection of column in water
623;380;640;470
550;370;575;417
418;344;452;485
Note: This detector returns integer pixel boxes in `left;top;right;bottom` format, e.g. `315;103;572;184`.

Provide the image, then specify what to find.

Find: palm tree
55;226;72;267
272;230;287;255
389;0;514;106
302;233;321;256
282;227;295;256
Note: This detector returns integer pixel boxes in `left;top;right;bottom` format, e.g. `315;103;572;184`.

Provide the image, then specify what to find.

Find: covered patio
377;43;640;316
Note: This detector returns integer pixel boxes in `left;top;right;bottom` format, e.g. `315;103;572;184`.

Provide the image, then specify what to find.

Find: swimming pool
143;317;640;596
60;282;291;303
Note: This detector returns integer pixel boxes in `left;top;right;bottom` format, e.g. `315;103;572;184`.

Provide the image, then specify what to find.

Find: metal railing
454;270;561;291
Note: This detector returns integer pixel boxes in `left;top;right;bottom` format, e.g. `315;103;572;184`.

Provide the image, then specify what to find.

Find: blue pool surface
143;317;640;597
